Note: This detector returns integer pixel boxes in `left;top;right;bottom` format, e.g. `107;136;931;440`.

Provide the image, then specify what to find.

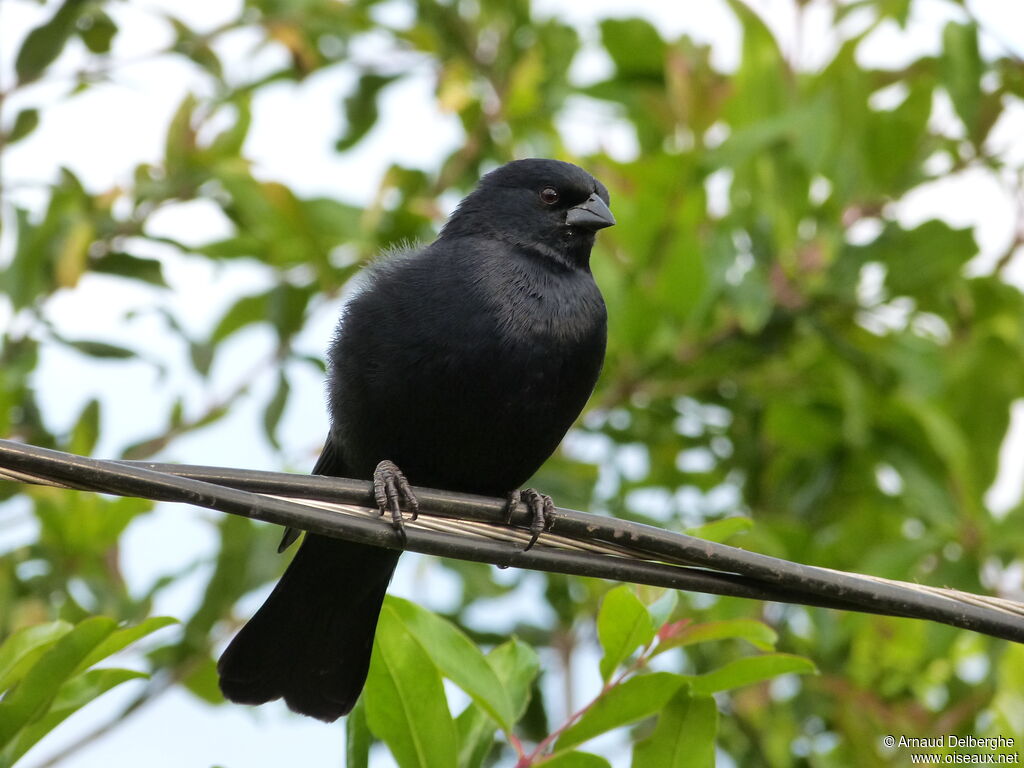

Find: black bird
217;158;615;721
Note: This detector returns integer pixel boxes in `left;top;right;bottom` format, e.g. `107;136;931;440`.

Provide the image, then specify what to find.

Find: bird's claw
505;488;555;551
373;460;419;544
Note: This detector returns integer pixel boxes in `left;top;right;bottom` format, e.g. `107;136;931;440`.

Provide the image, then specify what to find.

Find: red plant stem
511;640;657;767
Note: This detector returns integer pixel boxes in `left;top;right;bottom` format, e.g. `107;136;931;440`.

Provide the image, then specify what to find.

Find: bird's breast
332;251;606;493
491;267;607;348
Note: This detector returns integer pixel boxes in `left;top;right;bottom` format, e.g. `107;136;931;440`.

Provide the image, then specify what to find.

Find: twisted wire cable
1;438;1022;643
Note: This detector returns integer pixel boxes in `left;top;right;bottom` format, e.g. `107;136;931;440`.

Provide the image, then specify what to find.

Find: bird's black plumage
217;158;614;721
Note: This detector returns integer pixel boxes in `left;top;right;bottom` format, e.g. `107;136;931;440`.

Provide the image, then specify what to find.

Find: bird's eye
539;187;560;205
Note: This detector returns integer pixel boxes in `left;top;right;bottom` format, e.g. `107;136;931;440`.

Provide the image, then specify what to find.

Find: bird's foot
504;488;555;551
373;460;419;544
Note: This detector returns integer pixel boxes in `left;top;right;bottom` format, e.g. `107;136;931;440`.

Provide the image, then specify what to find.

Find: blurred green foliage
2;0;1024;765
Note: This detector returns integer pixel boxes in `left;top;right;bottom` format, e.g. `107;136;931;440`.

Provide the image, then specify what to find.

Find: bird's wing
277;435;348;553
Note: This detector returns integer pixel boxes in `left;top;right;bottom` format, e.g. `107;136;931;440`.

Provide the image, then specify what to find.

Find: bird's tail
217;534;399;722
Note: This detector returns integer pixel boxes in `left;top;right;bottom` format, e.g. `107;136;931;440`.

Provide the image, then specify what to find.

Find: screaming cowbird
217;158;615;721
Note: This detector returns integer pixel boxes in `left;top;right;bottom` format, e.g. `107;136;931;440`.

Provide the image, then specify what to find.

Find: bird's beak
566;193;616;230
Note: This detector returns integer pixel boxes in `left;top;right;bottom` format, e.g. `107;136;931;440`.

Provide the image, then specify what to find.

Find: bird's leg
504;488;555;551
373;460;419;544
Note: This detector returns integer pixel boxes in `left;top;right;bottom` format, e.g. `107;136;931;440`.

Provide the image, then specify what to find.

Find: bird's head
441;158;615;271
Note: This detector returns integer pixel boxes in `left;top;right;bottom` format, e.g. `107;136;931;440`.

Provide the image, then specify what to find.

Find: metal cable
1;438;1022;643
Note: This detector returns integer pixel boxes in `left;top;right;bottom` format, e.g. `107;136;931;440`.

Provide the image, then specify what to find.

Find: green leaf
78;9;118;54
763;400;839;456
686;653;816;696
301;197;362;242
654;619;778;656
180;515;262;648
4;668;146;765
454;639;540;768
165;14;223;79
724;0;788;126
991;643;1024;739
894;394;976;508
210;292;267;345
505;48;544;118
210;282;311;347
69;399;100;457
193;234;262;260
704;101;822;171
14;0;86;83
855;220;975;310
543;753;612;768
0;622;74;692
386;597;515;728
211;173;332;271
5;208;45;310
631;690;717;768
165;94;197;179
266;282;311;342
940;22;984;141
864;76;933;194
455;706;498;768
486;639;540;723
346;698;372;768
599;18;665;79
180;656;223;705
60;339;136;360
34;491;151;558
5;109;40;145
597;586;655;680
684;517;754;543
262;371;290;450
881;0;913;26
336;73;399;152
557;673;686;751
0;617;116;750
731;264;774;334
646;590;678;629
90;252;167;287
365;603;457;768
76;616;176;672
208;95;252;158
188;341;214;377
